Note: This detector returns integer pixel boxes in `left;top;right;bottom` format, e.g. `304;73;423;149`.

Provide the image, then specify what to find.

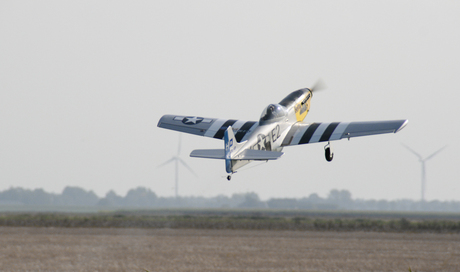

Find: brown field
0;227;459;272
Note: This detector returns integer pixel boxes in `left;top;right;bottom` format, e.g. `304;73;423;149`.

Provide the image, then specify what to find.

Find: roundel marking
182;116;204;125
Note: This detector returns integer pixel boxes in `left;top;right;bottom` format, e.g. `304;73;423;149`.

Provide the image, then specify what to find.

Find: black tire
325;147;333;162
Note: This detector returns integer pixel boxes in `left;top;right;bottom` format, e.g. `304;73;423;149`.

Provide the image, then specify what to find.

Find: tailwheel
227;175;232;181
324;142;334;162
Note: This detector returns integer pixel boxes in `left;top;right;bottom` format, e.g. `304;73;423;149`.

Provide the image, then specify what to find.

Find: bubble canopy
259;104;287;125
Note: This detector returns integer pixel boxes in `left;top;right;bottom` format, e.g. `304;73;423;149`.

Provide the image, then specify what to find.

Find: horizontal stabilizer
235;149;284;160
190;149;283;160
190;149;225;159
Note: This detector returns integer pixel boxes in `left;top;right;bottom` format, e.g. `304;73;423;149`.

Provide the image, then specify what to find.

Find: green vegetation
1;211;459;233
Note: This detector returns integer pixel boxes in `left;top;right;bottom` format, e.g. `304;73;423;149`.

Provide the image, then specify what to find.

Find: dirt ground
0;227;458;272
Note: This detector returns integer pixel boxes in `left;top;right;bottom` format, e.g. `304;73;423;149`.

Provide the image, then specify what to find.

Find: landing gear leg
324;141;334;162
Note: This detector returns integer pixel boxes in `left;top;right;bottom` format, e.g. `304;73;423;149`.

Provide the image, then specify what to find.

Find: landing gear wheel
227;175;232;181
324;142;333;162
325;147;333;162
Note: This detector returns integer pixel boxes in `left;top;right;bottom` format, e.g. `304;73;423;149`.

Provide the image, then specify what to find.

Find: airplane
157;83;408;180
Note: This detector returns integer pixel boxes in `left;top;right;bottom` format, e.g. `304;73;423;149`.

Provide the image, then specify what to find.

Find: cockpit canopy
259;104;287;125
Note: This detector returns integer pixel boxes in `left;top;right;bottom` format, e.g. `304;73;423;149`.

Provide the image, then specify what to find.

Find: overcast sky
1;1;459;201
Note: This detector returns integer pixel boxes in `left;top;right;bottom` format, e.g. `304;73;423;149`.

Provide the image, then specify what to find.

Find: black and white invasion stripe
283;122;350;146
282;120;408;146
204;119;258;142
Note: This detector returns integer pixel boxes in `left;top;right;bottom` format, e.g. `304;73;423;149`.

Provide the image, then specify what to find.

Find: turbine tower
158;134;196;198
402;144;446;202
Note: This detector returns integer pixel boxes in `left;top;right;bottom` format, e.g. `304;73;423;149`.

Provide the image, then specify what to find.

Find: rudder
224;126;237;173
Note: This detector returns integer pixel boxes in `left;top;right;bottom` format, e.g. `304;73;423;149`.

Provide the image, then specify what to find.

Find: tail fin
224;126;240;173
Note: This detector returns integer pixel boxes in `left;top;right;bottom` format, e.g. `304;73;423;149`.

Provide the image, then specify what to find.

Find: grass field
1;210;460;232
0;227;459;271
1;210;459;271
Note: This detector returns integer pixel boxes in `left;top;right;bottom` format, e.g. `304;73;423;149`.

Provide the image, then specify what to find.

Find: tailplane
189;126;284;174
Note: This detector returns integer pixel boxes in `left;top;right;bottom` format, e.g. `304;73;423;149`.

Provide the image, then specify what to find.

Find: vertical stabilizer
224;126;237;173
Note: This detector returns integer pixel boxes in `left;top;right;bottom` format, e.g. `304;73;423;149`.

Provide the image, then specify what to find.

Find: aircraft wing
157;115;258;141
281;120;408;146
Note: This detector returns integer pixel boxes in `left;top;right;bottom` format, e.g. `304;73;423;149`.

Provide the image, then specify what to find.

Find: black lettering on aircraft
271;125;280;142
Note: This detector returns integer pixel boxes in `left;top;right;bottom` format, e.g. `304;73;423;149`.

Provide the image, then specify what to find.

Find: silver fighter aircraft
158;85;408;180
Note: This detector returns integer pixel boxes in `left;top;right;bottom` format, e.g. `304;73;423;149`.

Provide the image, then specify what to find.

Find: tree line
0;186;459;212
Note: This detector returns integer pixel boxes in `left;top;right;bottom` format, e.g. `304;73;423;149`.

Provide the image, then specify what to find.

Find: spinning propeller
309;79;327;93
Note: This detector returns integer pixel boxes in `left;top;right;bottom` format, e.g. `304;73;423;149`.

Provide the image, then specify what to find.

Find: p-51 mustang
158;84;408;180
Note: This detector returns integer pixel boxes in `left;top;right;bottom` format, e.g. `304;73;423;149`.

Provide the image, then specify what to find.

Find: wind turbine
158;134;197;198
402;144;446;202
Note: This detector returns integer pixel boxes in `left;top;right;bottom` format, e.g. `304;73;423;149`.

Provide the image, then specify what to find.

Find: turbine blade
402;144;423;160
157;157;176;168
425;145;447;161
178;158;198;177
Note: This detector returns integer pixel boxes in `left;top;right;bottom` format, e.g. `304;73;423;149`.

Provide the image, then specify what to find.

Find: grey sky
1;1;459;201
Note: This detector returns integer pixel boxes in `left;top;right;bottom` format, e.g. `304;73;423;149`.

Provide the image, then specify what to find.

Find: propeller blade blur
310;79;327;93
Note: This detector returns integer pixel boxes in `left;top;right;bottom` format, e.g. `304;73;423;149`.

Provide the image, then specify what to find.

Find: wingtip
395;119;409;133
157;115;167;127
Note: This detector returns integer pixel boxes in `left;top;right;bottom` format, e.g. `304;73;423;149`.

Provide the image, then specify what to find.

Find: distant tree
0;187;56;206
28;188;54;205
123;187;157;207
377;200;389;210
213;194;232;208
296;201;316;210
328;189;353;209
2;186;460;212
306;193;322;203
59;186;99;206
237;192;266;209
230;193;247;204
267;198;298;209
98;190;124;206
0;187;27;205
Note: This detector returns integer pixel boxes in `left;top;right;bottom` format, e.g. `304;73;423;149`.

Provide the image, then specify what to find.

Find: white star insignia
183;116;203;125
